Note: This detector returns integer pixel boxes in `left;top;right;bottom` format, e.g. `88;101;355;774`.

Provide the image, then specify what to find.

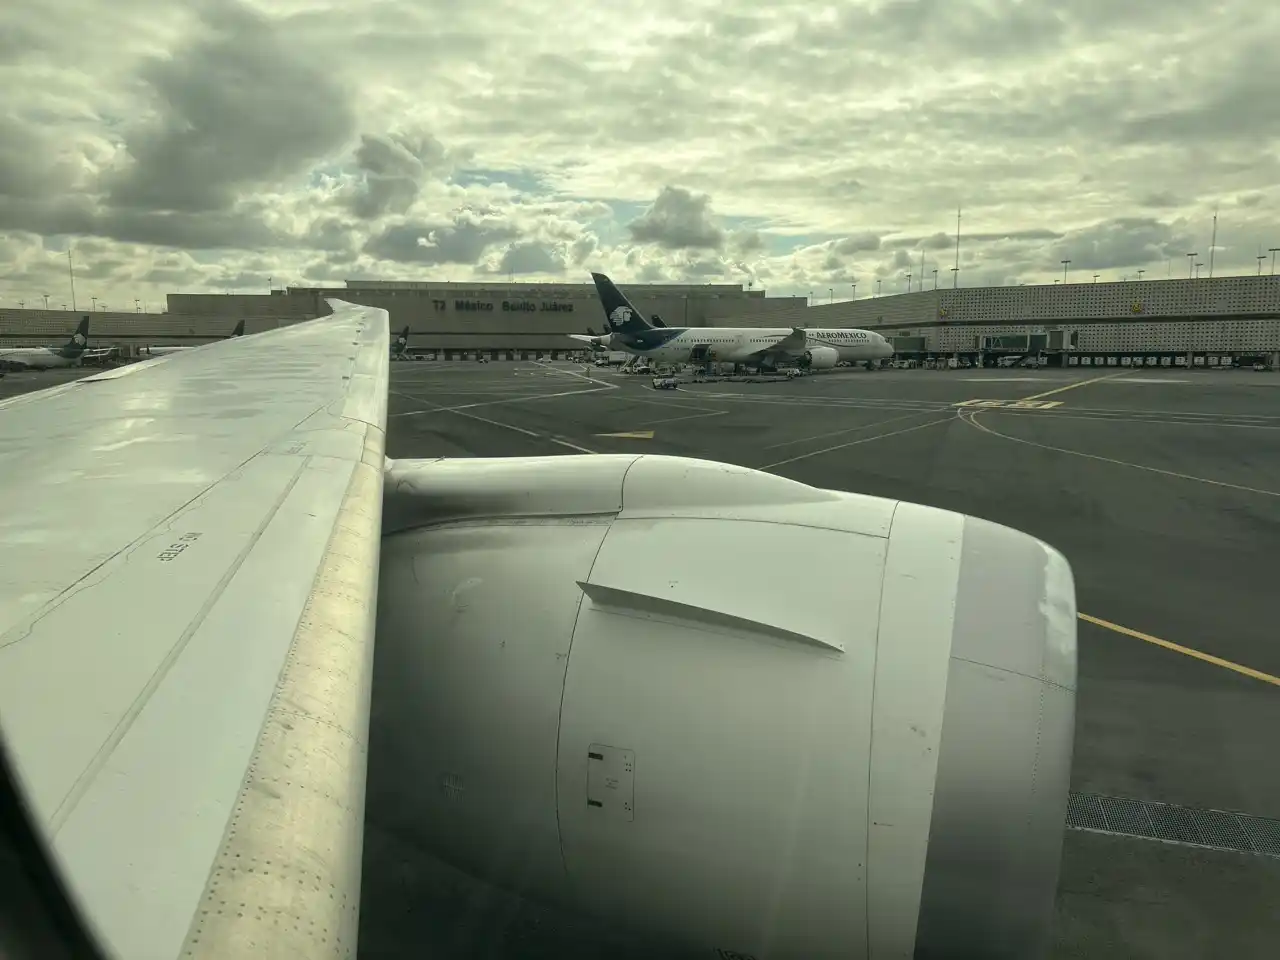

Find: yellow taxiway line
1021;371;1130;401
1079;612;1280;688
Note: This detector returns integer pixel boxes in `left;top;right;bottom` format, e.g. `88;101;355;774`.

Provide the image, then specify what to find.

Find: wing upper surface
0;299;389;959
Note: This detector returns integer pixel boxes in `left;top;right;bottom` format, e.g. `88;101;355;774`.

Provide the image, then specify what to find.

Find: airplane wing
0;299;388;959
743;326;807;360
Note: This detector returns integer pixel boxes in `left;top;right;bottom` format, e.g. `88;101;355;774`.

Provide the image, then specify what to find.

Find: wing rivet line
180;424;384;959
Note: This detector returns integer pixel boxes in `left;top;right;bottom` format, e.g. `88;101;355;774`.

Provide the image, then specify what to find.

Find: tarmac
366;360;1280;960
3;361;1279;958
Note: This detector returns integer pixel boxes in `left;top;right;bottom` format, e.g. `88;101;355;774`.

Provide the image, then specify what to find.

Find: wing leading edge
0;300;389;959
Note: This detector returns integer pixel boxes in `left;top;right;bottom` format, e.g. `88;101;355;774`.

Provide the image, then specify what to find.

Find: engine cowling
802;346;839;369
370;454;1076;960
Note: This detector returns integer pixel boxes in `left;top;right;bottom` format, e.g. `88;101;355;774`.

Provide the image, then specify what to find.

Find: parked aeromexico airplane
137;319;246;357
0;316;91;370
569;273;894;370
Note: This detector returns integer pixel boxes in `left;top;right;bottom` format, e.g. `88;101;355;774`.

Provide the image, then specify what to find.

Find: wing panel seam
47;457;309;835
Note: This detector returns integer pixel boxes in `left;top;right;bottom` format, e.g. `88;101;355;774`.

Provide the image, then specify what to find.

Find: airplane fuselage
0;348;81;370
597;326;893;366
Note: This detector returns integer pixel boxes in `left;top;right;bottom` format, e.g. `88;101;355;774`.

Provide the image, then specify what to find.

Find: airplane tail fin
590;273;654;335
61;316;90;357
230;319;245;338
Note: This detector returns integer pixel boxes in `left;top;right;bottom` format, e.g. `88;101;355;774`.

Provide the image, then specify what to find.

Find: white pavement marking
959;411;1280;498
645;412;727;427
763;409;943;450
758;415;956;471
389;384;615;416
988;409;1280;431
399;393;599;453
549;437;598;453
1109;378;1190;384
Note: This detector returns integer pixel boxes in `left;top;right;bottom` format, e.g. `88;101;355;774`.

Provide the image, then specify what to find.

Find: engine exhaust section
370;454;1076;960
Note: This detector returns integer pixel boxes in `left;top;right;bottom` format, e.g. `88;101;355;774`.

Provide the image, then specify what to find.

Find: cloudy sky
3;0;1279;310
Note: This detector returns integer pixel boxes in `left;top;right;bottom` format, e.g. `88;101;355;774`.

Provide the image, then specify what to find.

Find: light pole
91;296;97;311
1061;259;1070;282
828;287;834;303
42;293;49;309
876;279;883;296
851;281;857;300
1092;274;1099;283
67;247;77;311
1186;253;1196;278
1270;248;1280;275
1259;254;1266;276
932;268;938;289
1137;269;1145;281
809;289;813;305
950;266;959;288
904;273;911;293
1195;262;1203;279
134;299;141;312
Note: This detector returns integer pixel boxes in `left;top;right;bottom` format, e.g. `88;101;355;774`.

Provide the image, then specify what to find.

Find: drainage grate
1065;792;1280;858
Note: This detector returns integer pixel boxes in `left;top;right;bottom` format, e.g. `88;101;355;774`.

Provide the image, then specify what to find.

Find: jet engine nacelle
371;454;1077;960
803;346;839;369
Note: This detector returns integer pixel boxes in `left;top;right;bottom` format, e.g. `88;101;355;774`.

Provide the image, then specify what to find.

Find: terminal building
1;274;1278;367
718;274;1280;369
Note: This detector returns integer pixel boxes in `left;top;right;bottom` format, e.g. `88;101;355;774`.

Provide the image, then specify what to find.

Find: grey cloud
730;230;766;255
79;259;127;281
363;208;521;265
346;131;454;220
99;207;282;250
305;217;360;254
683;257;729;278
0;191;279;251
1052;217;1191;272
827;0;1071;60
569;234;598;265
968;229;1064;243
1120;31;1280;145
142;252;207;286
0;117;72;201
628;186;724;250
216;271;272;290
106;0;357;214
1137;191;1181;209
833;233;882;254
494;241;566;275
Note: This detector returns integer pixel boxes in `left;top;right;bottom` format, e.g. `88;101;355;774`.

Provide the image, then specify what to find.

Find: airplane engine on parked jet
802;346;839;369
371;454;1077;960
